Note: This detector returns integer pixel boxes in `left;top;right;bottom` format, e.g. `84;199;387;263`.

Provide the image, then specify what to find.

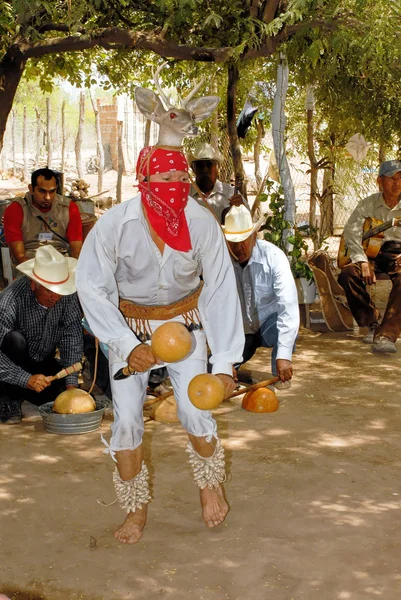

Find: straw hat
222;205;264;243
16;245;77;295
187;142;224;167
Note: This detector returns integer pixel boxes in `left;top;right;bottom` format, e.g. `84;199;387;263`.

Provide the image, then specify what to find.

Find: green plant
259;180;314;282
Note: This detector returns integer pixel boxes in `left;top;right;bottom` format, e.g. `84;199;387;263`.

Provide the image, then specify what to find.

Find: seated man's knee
338;264;359;285
1;331;27;361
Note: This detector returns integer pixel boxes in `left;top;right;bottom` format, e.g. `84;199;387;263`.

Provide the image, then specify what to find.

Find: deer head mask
134;64;220;148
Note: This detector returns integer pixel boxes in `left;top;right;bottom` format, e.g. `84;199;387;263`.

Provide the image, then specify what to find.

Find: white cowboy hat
222;205;265;243
16;245;77;295
187;142;224;167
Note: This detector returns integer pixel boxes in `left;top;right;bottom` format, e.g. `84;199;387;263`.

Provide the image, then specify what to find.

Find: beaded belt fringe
119;283;203;342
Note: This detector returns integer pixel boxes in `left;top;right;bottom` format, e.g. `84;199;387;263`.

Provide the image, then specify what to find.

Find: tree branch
10;20;339;64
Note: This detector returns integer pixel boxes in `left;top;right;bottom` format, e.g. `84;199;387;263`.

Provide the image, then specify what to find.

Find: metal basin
39;398;108;435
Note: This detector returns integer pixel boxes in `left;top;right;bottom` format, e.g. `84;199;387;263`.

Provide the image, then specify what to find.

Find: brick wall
97;98;118;171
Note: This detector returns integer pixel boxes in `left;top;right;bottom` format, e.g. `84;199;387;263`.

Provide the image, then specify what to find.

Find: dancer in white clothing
76;146;244;544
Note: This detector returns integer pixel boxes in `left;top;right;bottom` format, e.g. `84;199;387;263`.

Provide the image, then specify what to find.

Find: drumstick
48;362;83;382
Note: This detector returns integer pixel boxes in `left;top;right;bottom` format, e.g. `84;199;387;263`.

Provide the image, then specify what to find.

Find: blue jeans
238;312;295;376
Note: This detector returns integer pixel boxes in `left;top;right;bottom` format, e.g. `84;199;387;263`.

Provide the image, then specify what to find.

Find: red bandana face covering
136;146;192;252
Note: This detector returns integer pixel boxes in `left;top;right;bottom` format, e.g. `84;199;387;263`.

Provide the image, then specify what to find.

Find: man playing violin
338;160;401;353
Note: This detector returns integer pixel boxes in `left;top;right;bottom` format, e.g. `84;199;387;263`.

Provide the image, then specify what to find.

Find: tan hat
16;245;77;295
222;205;264;243
187;142;224;167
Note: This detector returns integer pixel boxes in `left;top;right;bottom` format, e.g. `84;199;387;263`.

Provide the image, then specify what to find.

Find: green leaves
261;180;313;279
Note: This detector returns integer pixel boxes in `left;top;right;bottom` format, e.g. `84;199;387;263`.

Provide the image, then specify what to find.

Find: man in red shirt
4;167;82;264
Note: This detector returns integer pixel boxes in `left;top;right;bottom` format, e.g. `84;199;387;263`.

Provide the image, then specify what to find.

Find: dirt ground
1;327;401;600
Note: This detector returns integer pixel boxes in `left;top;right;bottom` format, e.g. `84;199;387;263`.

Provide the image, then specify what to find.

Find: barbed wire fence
0;96;379;257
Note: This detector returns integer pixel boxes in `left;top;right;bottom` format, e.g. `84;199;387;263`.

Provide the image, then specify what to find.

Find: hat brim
16;256;77;295
187;153;222;167
223;216;265;243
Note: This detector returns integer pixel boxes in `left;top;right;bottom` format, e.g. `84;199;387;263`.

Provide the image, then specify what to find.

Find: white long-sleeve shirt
75;195;245;376
232;239;300;361
190;179;250;222
343;192;401;263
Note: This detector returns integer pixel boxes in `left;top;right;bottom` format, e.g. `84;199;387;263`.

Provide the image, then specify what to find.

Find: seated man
3;167;83;264
338;160;401;354
0;246;84;424
223;205;299;388
187;142;249;222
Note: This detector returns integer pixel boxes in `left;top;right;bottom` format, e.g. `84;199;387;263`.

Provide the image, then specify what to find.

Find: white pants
107;326;217;454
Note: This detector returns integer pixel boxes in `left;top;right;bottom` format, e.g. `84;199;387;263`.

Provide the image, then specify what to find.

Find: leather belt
119;283;203;343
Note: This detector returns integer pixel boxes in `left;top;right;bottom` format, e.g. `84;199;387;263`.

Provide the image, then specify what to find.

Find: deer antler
182;78;206;106
153;62;172;110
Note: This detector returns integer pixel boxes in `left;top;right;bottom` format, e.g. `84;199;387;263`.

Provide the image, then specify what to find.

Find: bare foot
114;506;147;544
200;484;229;528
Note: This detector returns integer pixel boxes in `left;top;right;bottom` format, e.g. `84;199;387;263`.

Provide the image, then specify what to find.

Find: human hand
276;359;293;382
27;374;53;392
216;373;237;399
360;261;376;285
394;253;401;269
228;194;243;207
128;344;161;373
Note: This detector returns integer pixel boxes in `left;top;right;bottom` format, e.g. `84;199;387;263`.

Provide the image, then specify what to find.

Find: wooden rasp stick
228;376;279;399
48;362;83;382
143;376;280;409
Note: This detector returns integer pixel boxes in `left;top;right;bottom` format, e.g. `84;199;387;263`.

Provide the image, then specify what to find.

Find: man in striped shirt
0;246;83;424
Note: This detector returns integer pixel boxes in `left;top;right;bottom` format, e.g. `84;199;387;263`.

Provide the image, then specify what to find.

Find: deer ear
134;87;166;123
186;96;220;123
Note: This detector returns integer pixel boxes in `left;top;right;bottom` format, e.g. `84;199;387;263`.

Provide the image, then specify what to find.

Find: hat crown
379;160;401;177
224;205;253;235
188;142;223;165
33;246;70;284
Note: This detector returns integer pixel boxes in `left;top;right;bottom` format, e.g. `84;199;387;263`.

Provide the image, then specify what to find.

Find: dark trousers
83;333;112;399
0;331;66;406
338;243;401;342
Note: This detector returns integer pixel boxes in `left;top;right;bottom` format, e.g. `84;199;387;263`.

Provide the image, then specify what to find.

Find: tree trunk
0;52;26;156
227;62;247;198
75;91;85;179
306;86;319;250
210;80;219;150
320;153;335;242
35;108;41;169
1;143;8;174
46;97;52;168
12;109;17;177
23;105;28;182
271;54;296;251
90;93;105;195
254;119;265;188
61;101;66;174
116;121;123;204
